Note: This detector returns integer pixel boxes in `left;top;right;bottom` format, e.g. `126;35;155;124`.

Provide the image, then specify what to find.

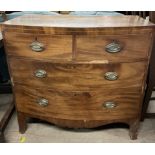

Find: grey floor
1;94;155;143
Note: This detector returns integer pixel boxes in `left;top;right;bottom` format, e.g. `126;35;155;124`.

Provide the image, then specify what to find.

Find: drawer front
14;85;142;120
4;32;72;60
9;58;147;91
76;35;152;62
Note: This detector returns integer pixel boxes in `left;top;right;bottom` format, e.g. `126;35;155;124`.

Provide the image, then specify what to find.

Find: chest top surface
2;15;155;35
2;15;154;28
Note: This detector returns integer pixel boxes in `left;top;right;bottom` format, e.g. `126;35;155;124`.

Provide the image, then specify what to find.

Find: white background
0;0;155;10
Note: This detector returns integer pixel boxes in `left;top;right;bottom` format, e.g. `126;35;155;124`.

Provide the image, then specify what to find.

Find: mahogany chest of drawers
2;15;155;139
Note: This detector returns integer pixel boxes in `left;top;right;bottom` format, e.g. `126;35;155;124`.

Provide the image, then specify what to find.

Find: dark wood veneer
2;15;155;140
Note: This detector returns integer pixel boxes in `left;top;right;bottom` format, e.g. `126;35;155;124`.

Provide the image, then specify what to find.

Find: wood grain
4;32;72;60
2;15;154;35
9;57;147;91
2;15;154;139
4;32;153;63
3;15;154;28
17;111;137;130
14;85;142;121
76;34;152;62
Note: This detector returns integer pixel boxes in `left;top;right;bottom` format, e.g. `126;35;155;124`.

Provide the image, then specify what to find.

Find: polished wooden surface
4;32;152;63
5;32;72;61
14;85;141;120
2;15;154;35
9;58;147;91
2;15;155;140
76;34;152;62
3;15;154;27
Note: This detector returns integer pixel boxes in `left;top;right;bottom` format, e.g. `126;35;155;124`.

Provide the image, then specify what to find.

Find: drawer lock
37;98;48;107
34;69;47;78
103;101;117;109
104;72;118;81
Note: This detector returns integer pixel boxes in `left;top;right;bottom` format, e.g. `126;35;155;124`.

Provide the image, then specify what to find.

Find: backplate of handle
34;69;47;78
30;41;45;52
103;101;117;109
104;72;118;81
105;41;122;53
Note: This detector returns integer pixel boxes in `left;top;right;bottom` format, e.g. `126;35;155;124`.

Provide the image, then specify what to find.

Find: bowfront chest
2;15;155;139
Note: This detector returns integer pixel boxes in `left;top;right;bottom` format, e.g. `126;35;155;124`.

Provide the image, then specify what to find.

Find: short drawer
9;57;147;91
4;32;72;60
76;35;152;62
14;85;142;120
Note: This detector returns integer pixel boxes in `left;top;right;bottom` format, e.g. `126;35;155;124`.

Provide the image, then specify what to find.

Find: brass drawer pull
35;69;47;78
104;72;118;81
103;101;117;109
37;98;48;107
30;41;45;52
105;42;122;53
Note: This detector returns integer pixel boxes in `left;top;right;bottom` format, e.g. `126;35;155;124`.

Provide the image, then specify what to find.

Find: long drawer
14;85;142;120
9;57;147;91
4;32;72;61
76;34;152;62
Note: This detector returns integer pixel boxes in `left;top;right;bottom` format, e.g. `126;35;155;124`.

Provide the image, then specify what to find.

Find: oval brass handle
34;69;47;78
103;101;117;109
30;41;45;52
37;98;48;107
104;72;118;81
105;42;122;53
